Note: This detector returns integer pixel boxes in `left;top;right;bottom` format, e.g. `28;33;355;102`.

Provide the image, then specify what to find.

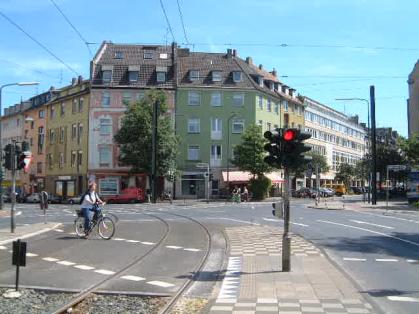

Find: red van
105;187;145;204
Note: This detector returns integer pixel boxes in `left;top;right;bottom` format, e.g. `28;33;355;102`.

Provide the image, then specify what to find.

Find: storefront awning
221;171;284;183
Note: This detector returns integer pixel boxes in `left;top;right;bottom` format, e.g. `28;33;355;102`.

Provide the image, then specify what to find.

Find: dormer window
232;71;242;82
128;66;140;82
101;65;113;83
212;71;222;82
258;77;264;87
270;82;275;91
114;51;124;59
156;66;167;83
143;51;153;59
189;70;200;81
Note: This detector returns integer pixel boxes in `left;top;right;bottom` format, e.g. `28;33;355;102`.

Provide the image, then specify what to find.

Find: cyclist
80;181;105;236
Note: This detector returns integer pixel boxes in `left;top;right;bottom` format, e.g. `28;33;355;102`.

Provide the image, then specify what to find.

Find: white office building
303;97;367;187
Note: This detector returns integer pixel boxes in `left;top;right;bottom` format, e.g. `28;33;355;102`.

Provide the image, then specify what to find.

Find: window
232;71;242;82
72;99;77;113
99;178;119;195
24;130;28;139
72;124;77;140
297;106;302;115
50;106;55;119
211;118;222;132
79;97;84;112
60;127;65;143
48;154;53;168
136;92;145;101
187;118;200;133
122;92;131;105
129;71;139;82
99;146;112;167
157;72;166;83
232;93;244;106
274;102;279;114
232;119;244;133
59;153;64;168
267;122;271;131
283;100;288;111
159;53;168;59
102;92;111;107
188;91;201;105
38;127;44;153
210;92;222;106
49;129;55;143
71;151;77;167
259;77;264;87
60;102;65;116
258;95;263;110
143;51;153;59
114;51;123;59
100;118;112;135
16;119;20;127
78;124;83;143
267;99;272;112
189;70;200;81
187;145;200;160
212;71;222;82
102;70;112;82
77;151;83;167
30;138;33;146
39;110;45;118
211;145;222;159
37;162;42;174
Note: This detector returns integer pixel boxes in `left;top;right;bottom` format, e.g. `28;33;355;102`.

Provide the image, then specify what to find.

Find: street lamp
226;112;237;191
0;81;39;214
335;97;371;202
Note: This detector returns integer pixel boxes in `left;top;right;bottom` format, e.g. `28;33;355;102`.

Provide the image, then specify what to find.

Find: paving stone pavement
207;226;376;314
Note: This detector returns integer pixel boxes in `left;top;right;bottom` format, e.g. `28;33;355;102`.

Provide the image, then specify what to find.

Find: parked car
47;194;62;204
350;186;363;194
294;188;316;198
66;195;83;205
105;187;145;204
26;193;40;203
2;194;11;203
319;187;334;197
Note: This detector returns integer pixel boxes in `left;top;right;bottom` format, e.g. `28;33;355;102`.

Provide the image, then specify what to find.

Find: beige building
408;60;419;137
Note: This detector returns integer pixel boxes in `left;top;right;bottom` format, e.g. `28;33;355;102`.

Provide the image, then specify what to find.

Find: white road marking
95;269;115;275
350;220;394;229
205;217;260;225
183;248;201;252
343;258;367;261
388;296;419;302
353;210;419;224
54;229;64;232
166;246;182;249
262;218;279;222
290;222;309;227
69;232;77;235
112;238;126;241
126;240;140;243
317;220;419;248
0;246;7;250
376;258;398;262
16;211;22;216
121;275;145;281
147;280;175;288
26;253;38;257
42;257;59;262
407;259;418;263
57;261;76;266
74;265;95;270
141;241;155;245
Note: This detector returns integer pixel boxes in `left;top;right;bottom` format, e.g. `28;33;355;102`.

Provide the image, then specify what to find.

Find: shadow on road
361;288;419;298
176;269;285;282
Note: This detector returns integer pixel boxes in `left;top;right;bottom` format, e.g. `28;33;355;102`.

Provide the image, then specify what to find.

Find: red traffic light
283;129;297;141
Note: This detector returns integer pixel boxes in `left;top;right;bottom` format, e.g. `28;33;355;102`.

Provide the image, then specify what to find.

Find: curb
0;223;63;245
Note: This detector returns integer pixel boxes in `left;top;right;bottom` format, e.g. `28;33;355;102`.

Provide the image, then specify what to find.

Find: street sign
12;240;26;267
387;165;407;171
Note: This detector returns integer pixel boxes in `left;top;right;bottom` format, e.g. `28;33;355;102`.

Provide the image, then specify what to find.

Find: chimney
245;57;253;65
226;49;232;58
232;49;237;57
259;64;263;70
289;88;295;97
49;86;55;91
78;75;83;84
271;68;277;77
71;77;77;85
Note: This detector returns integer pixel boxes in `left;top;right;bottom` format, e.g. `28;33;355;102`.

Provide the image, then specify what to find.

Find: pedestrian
243;186;249;202
232;186;240;203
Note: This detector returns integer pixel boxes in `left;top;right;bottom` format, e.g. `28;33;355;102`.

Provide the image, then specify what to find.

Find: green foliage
354;158;370;181
114;89;179;177
249;175;271;200
232;124;273;176
398;133;419;166
415;201;419;208
335;163;355;190
307;152;330;173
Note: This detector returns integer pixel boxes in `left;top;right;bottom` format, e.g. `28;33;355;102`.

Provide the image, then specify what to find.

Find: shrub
249;175;271;200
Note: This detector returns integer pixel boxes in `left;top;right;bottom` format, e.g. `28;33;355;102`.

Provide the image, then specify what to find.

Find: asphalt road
1;199;418;314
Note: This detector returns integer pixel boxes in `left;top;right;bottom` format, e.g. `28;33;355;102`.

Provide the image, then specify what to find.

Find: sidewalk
207;225;378;314
0;222;62;245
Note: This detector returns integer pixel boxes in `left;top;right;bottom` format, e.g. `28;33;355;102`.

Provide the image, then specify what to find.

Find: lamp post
0;82;39;211
226;113;237;192
335;97;371;202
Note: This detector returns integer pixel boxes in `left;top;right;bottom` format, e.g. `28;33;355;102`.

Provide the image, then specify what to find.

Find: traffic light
263;128;283;167
16;142;32;173
282;128;312;168
3;144;13;170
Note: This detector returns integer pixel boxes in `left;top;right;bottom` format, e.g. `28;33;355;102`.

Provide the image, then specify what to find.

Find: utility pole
151;100;159;204
10;141;16;233
370;86;377;205
282;166;291;271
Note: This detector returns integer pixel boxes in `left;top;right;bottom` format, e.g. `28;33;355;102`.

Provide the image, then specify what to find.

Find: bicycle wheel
74;217;87;238
97;216;115;240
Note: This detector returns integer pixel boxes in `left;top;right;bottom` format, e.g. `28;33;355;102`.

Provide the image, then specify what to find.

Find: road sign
12;240;26;267
387;165;407;171
195;163;209;168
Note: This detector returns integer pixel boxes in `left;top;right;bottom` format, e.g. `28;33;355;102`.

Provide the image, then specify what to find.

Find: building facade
408;60;419;137
45;78;90;198
304;97;367;187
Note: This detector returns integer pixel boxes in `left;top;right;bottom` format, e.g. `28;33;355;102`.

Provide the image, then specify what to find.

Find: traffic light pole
151;100;159;204
282;166;291;272
10;141;16;233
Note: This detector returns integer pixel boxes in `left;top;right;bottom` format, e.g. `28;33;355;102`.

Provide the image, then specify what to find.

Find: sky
0;0;417;136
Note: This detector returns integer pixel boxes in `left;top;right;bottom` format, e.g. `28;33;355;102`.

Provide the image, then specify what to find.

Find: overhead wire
159;0;176;43
0;58;62;80
49;0;93;57
176;0;189;45
0;11;79;76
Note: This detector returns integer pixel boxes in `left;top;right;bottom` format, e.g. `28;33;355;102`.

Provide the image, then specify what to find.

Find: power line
159;0;176;43
0;11;79;76
0;58;62;80
49;0;93;57
176;0;189;44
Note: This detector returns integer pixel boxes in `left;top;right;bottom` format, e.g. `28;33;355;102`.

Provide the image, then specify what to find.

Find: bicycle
74;205;115;240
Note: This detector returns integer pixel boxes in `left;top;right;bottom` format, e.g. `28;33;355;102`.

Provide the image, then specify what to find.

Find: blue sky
0;0;417;136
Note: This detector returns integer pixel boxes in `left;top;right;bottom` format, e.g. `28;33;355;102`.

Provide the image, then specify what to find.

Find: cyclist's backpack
79;190;89;205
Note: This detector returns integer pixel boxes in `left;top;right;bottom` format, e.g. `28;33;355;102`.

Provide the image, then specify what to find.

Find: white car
26;193;40;203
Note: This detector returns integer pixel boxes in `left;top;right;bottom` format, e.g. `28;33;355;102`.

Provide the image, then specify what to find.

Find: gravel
0;288;75;314
171;297;208;314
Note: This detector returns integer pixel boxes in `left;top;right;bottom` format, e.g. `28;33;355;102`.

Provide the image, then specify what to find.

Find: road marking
42;257;59;262
126;240;140;243
290;222;309;227
147;280;175;288
184;248;201;252
205;217;260;225
95;269;115;275
141;241;155;245
407;259;418;263
54;229;64;232
112;238;126;241
0;246;7;250
343;258;367;261
16;211;22;216
26;253;38;257
353;210;419;224
57;261;76;266
350;220;394;229
376;258;398;262
388;296;419;302
74;265;95;270
166;246;182;249
121;275;145;281
262;218;279;222
317;220;419;248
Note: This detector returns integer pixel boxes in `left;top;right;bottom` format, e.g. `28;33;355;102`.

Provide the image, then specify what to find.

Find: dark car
47;194;62;204
295;188;316;198
350;187;363;194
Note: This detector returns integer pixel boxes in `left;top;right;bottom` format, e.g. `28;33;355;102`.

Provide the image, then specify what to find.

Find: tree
114;90;179;179
354;157;369;184
398;133;419;166
335;163;355;190
232;124;273;177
